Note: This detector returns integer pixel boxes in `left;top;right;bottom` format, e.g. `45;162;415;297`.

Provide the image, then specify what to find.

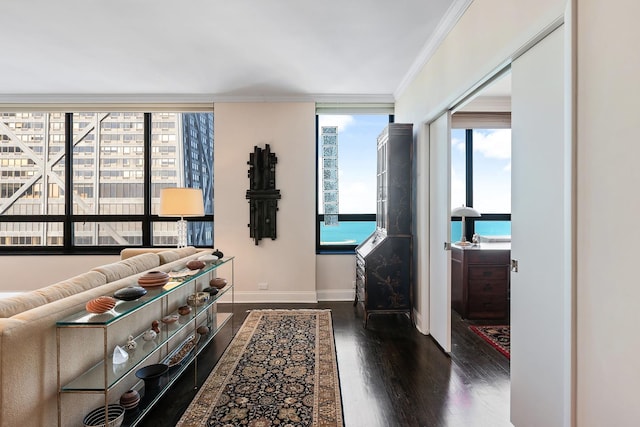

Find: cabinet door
450;249;464;316
467;266;508;318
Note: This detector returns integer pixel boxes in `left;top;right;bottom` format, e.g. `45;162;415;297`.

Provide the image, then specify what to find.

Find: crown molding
394;0;473;99
0;93;396;105
0;94;216;104
457;95;512;113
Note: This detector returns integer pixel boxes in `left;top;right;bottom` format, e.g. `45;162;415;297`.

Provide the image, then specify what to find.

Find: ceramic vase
119;389;140;411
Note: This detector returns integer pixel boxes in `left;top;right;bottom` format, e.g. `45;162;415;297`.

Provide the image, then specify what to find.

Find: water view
321;220;511;247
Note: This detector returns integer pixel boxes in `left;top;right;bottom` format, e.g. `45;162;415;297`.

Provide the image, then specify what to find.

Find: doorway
425;23;573;427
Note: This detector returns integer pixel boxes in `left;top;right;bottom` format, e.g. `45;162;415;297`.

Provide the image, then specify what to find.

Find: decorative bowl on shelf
202;286;219;297
209;277;228;289
119;389;140;411
186;260;206;270
135;363;169;391
178;305;192;316
137;271;170;288
86;296;117;314
82;404;125;427
197;254;218;264
212;248;224;259
186;292;209;307
161;314;179;324
164;334;201;368
113;286;147;301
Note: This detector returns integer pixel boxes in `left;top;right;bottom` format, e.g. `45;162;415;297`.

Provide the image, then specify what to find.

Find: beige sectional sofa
0;246;210;427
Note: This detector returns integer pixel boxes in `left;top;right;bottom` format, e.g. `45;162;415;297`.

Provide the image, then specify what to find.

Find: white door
429;112;452;353
511;25;572;426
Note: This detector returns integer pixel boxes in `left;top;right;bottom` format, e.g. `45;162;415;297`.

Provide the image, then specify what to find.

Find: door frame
416;7;574;426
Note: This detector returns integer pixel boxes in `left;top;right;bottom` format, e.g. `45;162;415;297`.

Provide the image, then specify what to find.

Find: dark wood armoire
355;123;413;327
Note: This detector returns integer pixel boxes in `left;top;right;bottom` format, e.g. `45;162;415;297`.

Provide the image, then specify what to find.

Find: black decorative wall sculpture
246;144;281;245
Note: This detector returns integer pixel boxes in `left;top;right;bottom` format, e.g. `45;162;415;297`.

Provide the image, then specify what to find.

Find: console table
56;257;234;427
451;243;510;320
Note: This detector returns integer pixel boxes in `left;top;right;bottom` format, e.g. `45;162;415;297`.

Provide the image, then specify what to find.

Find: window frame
0;110;213;255
315;112;393;254
451;121;512;241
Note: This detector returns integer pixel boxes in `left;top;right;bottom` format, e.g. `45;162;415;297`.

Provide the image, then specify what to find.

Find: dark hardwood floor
139;302;511;427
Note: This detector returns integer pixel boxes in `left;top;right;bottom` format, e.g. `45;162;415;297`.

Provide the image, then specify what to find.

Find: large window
0;111;213;253
316;111;392;252
451;113;511;242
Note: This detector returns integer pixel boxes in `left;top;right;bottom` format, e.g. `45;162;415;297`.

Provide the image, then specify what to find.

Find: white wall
576;1;640;425
316;254;355;301
395;0;565;125
395;0;566;334
396;0;640;424
0;255;118;292
214;102;318;303
0;102;358;303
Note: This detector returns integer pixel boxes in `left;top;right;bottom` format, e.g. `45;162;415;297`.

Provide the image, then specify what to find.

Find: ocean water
320;221;376;245
320;220;511;246
451;220;511;242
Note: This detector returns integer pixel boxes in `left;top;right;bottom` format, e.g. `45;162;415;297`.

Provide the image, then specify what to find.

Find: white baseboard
231;291;319;304
413;308;429;335
317;289;355;302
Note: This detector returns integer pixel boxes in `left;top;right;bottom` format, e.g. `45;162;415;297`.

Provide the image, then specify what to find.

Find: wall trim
413;308;428;335
394;0;473;99
0;93;395;105
232;291;319;304
317;289;354;302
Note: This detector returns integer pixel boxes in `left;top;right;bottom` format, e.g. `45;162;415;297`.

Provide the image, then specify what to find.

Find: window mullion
464;128;474;240
64;112;73;249
142;113;152;246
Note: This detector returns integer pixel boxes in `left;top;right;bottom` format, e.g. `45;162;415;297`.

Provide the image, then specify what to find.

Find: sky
316;117;511;216
451;128;511;213
317;114;388;214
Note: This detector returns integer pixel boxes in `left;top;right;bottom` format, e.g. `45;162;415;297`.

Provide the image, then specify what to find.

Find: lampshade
159;188;204;217
451;205;481;246
451;205;481;218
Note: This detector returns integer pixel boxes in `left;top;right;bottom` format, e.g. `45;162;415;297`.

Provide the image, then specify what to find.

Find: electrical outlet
258;282;268;290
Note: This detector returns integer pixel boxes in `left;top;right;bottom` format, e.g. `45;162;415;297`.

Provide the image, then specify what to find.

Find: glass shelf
57;254;235;427
121;312;233;427
57;257;233;327
60;285;232;392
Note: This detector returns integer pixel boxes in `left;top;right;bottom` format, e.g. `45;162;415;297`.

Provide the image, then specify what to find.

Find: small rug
177;309;344;427
469;325;510;359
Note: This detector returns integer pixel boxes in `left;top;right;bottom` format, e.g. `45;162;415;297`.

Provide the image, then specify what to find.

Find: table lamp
159;188;204;248
451;205;481;246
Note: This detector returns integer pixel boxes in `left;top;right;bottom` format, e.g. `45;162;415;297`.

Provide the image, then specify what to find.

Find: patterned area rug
177;309;344;427
469;325;510;359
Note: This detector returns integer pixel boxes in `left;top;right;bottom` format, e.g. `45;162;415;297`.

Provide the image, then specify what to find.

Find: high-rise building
0;111;213;247
321;126;339;226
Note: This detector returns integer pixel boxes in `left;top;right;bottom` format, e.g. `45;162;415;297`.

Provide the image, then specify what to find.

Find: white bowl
198;254;219;263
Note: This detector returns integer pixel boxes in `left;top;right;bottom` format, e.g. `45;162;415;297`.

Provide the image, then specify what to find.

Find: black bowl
135;363;169;390
202;286;219;296
114;286;147;301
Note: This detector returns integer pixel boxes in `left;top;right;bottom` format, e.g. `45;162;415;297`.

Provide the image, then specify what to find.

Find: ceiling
0;0;471;102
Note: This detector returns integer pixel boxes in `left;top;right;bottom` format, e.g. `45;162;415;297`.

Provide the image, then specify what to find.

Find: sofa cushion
91;262;136;283
120;252;160;274
120;247;168;260
157;250;180;264
0;292;48;318
172;246;199;258
33;271;107;303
